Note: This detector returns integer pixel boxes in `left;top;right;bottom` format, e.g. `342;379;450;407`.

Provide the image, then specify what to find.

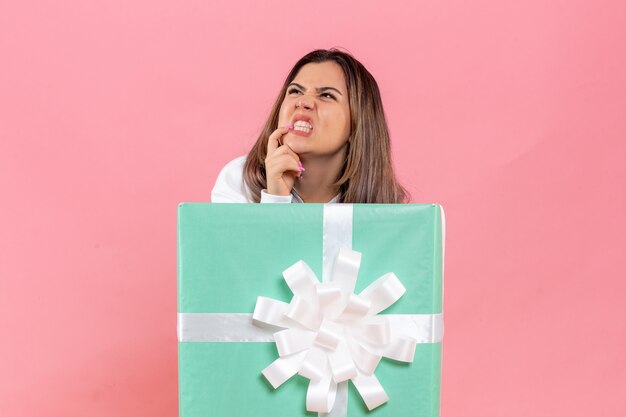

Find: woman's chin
283;135;309;153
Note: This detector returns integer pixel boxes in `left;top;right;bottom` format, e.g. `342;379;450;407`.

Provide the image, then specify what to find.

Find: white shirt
211;155;341;203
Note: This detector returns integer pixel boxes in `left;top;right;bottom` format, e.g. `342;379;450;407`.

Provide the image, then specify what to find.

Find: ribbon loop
352;372;389;411
306;367;337;413
275;328;316;357
347;339;381;375
317;283;343;319
331;248;361;295
252;297;290;328
261;351;307;389
383;336;417;362
283;260;320;302
328;341;358;383
286;296;321;330
338;294;371;320
299;346;328;381
352;317;390;346
314;320;342;351
359;272;406;314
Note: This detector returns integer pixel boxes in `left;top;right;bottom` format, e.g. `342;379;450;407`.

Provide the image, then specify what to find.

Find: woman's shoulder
211;155;252;203
221;154;247;174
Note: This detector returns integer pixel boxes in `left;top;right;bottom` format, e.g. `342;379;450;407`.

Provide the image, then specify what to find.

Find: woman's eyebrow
288;82;344;96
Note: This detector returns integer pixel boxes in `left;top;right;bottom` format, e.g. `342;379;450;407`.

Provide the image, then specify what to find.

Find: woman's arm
211;156;251;203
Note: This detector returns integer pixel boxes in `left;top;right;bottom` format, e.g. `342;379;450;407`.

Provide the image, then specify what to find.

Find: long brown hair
243;48;409;203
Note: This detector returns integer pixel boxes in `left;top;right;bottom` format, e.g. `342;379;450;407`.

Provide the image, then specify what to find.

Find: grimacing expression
278;61;351;157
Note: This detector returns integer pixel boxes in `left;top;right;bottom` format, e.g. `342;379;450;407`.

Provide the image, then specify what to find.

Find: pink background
1;1;625;415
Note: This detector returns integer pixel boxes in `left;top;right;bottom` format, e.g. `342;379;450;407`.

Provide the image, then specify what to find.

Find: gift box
178;203;444;417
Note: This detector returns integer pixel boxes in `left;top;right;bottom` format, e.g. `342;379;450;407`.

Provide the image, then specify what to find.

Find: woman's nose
296;98;314;110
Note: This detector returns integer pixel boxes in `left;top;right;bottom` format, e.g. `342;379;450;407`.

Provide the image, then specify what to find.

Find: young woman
211;49;408;204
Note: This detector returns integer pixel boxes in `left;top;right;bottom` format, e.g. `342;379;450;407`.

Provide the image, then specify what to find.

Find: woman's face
278;61;351;157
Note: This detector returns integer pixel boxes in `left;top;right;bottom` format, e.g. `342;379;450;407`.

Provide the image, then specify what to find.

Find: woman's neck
294;150;346;203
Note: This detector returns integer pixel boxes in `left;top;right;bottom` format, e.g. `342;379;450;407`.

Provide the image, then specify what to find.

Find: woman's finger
267;125;292;156
272;141;301;163
266;154;301;178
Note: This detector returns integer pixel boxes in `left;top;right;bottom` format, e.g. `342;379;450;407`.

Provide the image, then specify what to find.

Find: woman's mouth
291;120;313;137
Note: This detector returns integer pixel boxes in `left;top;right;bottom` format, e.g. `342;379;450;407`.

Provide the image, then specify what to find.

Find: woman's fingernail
284;125;293;129
298;161;305;171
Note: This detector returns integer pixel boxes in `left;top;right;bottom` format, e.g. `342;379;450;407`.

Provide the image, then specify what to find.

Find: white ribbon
178;312;442;344
252;247;437;413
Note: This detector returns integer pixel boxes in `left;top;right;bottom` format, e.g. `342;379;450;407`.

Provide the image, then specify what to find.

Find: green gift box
178;203;444;417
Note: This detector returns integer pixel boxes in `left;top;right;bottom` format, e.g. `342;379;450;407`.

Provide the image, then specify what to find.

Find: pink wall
1;1;625;415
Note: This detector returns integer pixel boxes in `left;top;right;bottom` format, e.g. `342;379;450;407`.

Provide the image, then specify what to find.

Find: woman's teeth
293;120;313;133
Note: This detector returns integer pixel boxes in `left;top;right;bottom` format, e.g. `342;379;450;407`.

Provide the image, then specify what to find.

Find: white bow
252;248;419;413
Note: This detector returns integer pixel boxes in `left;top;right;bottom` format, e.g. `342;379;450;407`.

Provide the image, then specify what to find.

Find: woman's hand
265;126;304;196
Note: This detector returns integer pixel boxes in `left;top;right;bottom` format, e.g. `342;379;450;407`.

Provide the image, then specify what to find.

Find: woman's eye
321;93;336;100
288;88;302;95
